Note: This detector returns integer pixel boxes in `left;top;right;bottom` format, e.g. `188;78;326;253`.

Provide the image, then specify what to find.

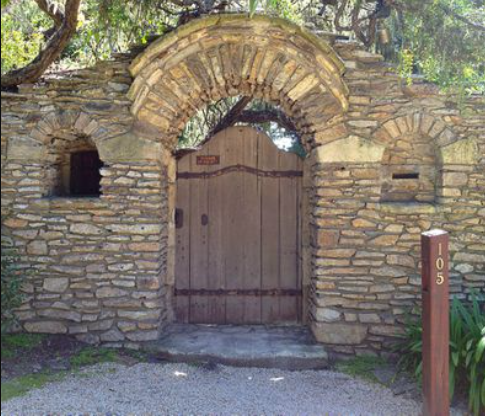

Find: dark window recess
70;151;103;196
392;172;420;180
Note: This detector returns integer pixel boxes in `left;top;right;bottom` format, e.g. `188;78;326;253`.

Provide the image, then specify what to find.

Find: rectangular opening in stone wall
70;151;103;197
46;136;104;198
392;172;420;180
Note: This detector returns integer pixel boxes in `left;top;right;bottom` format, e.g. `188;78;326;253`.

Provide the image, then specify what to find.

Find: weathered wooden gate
175;126;303;325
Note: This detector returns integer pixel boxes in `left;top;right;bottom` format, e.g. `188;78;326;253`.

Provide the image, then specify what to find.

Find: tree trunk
1;0;81;90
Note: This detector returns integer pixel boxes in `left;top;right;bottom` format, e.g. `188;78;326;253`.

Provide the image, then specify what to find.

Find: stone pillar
310;136;386;354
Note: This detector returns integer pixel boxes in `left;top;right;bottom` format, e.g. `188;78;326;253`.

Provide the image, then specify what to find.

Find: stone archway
374;112;480;201
128;15;349;149
128;14;351;332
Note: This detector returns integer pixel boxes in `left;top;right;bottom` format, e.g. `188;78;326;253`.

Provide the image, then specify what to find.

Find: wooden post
422;230;450;416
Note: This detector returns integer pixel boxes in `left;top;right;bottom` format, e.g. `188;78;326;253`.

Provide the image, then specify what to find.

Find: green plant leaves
395;290;485;415
249;0;259;16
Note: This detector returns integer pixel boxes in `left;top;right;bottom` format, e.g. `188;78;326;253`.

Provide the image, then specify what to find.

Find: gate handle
201;214;209;226
175;209;184;229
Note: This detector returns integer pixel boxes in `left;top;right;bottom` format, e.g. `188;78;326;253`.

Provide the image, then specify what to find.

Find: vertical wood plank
223;128;246;323
174;155;191;323
206;131;226;323
259;132;281;323
240;128;262;323
279;152;302;323
188;145;210;323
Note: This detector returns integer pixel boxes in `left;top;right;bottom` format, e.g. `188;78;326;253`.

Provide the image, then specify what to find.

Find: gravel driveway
1;362;421;415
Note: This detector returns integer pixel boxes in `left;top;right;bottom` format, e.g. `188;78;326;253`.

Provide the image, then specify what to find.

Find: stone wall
308;43;484;354
1;15;483;354
1;57;170;346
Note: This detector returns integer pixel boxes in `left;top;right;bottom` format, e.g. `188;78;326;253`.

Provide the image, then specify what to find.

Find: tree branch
1;0;81;89
237;109;298;134
208;96;253;138
35;0;64;28
439;4;485;32
385;0;485;32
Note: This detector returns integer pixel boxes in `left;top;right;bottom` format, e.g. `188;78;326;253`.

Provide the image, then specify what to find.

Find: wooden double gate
175;127;303;324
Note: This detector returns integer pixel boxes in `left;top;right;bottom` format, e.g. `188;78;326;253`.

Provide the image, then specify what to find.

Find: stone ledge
31;197;108;211
367;202;439;215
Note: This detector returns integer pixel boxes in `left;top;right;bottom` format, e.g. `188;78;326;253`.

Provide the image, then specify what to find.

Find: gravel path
1;362;422;416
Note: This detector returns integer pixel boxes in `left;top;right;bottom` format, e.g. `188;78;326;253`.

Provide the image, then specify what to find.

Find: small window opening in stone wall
381;134;437;203
45;135;103;198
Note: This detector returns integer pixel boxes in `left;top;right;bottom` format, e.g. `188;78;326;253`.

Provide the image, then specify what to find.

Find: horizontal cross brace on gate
175;289;302;297
177;164;303;180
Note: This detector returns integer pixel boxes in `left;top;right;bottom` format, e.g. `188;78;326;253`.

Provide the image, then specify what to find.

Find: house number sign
421;229;450;416
435;243;445;285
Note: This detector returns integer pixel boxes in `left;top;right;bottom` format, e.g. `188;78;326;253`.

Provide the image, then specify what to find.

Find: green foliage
398;49;415;86
395;291;485;416
391;0;485;94
1;231;24;333
70;347;120;368
336;356;387;384
1;333;46;360
1;4;46;75
1;371;68;402
2;0;484;94
70;0;169;66
1;0;170;73
449;293;485;415
394;312;423;380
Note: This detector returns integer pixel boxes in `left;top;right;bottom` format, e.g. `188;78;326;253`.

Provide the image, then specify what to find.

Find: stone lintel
367;202;439;215
315;135;385;164
99;132;162;162
440;138;479;165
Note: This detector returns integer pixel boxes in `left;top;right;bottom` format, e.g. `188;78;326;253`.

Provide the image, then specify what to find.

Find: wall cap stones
130;13;346;79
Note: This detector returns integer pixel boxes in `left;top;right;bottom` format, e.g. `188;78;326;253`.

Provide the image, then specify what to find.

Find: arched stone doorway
128;14;350;334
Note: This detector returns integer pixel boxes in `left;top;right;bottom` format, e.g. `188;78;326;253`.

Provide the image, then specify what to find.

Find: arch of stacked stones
1;15;483;354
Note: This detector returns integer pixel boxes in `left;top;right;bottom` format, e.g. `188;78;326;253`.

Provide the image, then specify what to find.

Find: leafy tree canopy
1;0;484;93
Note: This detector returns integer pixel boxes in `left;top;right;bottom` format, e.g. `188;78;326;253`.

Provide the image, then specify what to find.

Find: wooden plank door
175;126;303;324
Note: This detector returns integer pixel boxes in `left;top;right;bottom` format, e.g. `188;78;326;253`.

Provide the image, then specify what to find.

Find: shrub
395;291;485;416
1;233;24;333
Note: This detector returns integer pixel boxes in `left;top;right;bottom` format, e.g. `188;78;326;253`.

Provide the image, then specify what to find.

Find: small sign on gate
197;155;220;166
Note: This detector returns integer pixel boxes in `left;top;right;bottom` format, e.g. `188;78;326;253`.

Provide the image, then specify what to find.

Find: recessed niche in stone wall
381;133;437;203
45;135;103;198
